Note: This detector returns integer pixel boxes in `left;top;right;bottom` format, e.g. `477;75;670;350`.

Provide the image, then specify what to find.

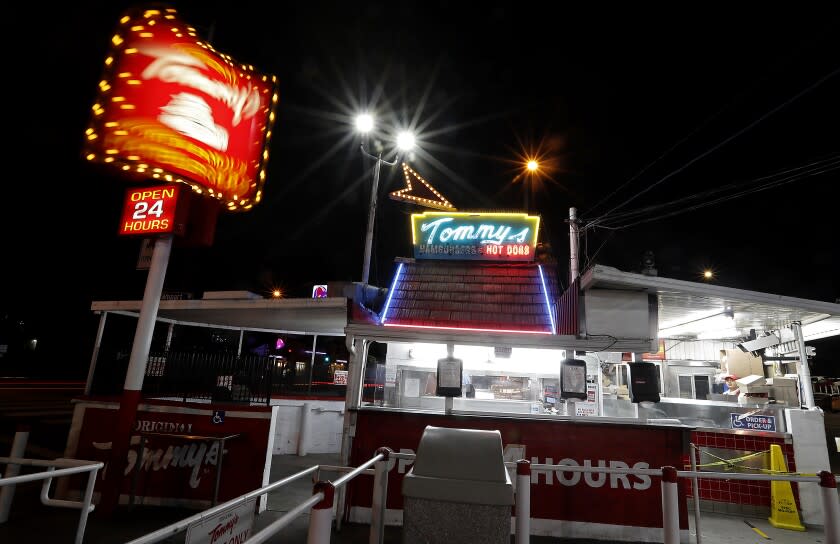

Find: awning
91;297;349;336
580;265;840;341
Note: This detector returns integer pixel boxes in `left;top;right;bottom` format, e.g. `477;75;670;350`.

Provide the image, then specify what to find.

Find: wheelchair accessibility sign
730;413;776;432
212;410;225;425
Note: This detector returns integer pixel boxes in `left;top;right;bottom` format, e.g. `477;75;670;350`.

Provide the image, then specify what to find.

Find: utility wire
582;154;840;230
585;66;840;230
583;25;837;221
583;97;732;219
591;158;840;231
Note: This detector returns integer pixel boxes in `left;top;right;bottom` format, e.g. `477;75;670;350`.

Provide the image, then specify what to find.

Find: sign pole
361;152;382;285
99;234;173;514
569;207;579;284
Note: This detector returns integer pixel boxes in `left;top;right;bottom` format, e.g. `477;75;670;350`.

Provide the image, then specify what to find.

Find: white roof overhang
91;297;349;336
580;265;840;341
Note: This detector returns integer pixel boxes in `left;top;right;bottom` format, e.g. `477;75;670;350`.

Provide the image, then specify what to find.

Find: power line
582;21;837;221
585;66;840;229
582;153;840;230
589;157;840;231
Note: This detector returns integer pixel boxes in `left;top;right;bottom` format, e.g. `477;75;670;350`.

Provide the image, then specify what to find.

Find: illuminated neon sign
83;7;279;212
118;185;182;236
411;212;540;261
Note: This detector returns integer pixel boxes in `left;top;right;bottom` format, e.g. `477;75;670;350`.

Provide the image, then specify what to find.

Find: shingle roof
380;258;558;333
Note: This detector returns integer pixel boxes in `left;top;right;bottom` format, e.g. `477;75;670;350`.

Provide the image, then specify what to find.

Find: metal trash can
402;426;514;543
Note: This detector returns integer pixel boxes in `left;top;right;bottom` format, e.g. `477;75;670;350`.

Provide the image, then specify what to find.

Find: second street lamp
356;112;414;285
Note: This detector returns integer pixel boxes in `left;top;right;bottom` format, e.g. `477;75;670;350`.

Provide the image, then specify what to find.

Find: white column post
819;471;840;544
84;311;108;395
0;427;30;522
299;402;312;456
515;460;531;544
661;466;679;544
369;447;392;544
124;235;172;391
307;482;335;544
100;234;172;513
791;321;816;409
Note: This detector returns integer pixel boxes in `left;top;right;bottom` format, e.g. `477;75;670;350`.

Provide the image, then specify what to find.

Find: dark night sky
3;2;839;377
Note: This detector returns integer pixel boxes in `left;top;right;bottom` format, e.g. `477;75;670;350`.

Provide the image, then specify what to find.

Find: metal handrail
247;452;386;544
246;492;324;544
333;453;383;488
125;464;319;544
0;457;102;544
374;447;839;544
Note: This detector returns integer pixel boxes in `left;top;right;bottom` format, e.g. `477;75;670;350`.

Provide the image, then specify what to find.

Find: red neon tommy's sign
83;6;279;212
119;185;180;236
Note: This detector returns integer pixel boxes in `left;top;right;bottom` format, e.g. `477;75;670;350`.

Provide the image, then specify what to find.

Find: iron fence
142;351;272;405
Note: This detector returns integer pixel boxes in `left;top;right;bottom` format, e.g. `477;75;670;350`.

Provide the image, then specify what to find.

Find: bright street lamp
355;113;415;285
355;113;374;134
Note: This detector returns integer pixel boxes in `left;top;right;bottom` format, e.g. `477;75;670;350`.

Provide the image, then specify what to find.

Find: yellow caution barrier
767;444;805;531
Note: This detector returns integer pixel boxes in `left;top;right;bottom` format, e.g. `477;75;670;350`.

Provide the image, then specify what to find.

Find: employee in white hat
723;375;740;396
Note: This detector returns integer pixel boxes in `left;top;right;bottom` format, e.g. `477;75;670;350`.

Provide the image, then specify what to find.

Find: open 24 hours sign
118;184;185;236
730;413;777;432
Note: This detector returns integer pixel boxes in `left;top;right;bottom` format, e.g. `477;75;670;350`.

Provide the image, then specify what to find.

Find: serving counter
345;406;691;542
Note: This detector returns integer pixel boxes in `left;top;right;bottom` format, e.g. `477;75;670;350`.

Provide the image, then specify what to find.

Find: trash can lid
402;426;513;506
411;426;508;483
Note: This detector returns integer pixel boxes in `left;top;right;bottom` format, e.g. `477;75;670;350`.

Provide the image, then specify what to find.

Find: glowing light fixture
380;263;404;324
396;130;415;151
538;265;556;334
527;160;539;172
383;323;553;335
355;112;374;134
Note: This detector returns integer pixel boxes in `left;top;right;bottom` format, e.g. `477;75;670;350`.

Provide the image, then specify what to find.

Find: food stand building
69;212;840;540
337;212;839;539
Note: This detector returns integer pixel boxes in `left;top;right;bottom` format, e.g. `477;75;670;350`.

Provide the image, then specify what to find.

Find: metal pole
84;312;108;395
308;335;318;395
336;336;366;531
130;435;146;508
307;481;335;544
791;321;816;409
0;427;30;522
819;471;840;543
164;321;175;352
237;328;244;357
213;438;224;506
299;403;312;456
689;444;702;544
75;466;99;544
369;448;392;544
515;460;531;544
569;207;579;284
661;466;679;544
101;234;173;514
361;153;382;285
125;235;172;391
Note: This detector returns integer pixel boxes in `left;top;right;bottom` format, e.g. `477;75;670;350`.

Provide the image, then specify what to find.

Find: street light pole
360;144;397;285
